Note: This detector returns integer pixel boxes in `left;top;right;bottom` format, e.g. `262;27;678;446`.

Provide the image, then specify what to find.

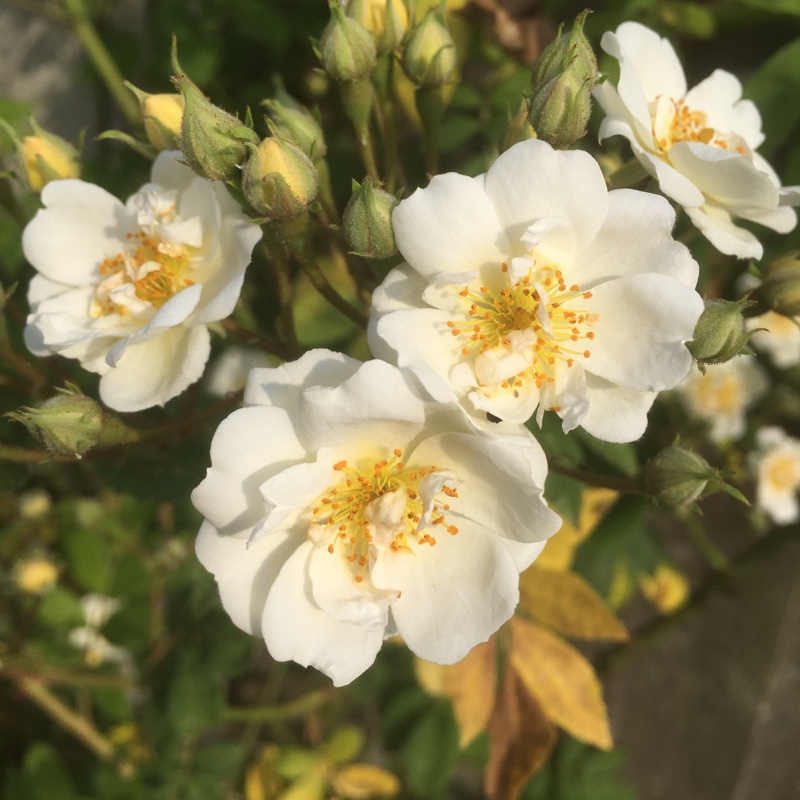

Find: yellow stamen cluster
653;97;746;156
447;262;596;390
91;229;195;318
309;449;459;584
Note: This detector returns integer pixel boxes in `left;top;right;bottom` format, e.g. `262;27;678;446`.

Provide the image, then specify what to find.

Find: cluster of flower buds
528;9;598;149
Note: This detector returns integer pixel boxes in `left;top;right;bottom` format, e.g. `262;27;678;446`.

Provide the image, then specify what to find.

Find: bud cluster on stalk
752;251;800;318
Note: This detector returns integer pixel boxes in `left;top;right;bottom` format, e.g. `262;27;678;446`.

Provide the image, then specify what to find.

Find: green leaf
574;430;638;477
737;0;800;15
166;654;224;733
658;2;717;38
572;496;661;596
38;586;85;628
544;473;584;527
744;36;800;158
20;742;80;800
404;699;460;797
554;737;638;800
61;522;112;594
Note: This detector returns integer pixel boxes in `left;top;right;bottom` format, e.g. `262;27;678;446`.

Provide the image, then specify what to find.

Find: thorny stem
62;0;140;126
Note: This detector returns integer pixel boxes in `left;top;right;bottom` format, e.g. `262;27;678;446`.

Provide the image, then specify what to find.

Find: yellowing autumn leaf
639;563;690;614
414;638;497;747
537;488;618;571
519;565;629;642
485;663;557;800
509;616;612;750
331;764;401;799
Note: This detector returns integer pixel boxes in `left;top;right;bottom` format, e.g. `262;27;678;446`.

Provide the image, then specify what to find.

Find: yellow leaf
331;763;401;799
519;565;629;642
537;488;618;571
639;563;690;614
607;558;635;609
509;616;612;750
245;745;283;800
414;639;497;747
485;663;557;800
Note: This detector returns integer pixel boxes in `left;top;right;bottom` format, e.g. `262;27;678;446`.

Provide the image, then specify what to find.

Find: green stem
63;0;140;126
684;513;730;572
277;215;368;328
548;460;642;494
262;230;302;359
222;688;334;723
220;317;293;361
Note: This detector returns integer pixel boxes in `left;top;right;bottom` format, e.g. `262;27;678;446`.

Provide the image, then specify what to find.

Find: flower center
692;373;741;414
651;96;749;156
447;261;597;390
308;450;460;584
90;229;196;318
765;454;800;493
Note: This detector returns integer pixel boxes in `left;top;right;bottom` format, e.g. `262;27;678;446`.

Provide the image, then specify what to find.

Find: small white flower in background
204;346;276;397
594;22;799;260
192;350;561;686
746;310;800;368
752;427;800;525
675;356;768;442
24;151;262;412
69;593;133;670
370;138;703;443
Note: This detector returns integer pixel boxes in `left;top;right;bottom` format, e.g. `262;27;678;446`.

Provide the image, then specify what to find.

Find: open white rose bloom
191;350;561;686
675;356;768;443
370;138;703;443
594;21;799;260
752;426;800;525
23;151;261;412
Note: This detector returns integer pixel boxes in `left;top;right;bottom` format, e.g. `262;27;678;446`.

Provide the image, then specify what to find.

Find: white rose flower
675;356;768;442
594;21;799;260
752;426;800;525
68;593;133;669
369;138;703;443
24;151;262;412
191;350;561;686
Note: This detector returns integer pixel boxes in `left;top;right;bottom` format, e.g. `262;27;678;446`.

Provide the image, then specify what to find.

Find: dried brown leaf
414;638;497;747
509;616;613;750
520;564;629;642
485;662;557;800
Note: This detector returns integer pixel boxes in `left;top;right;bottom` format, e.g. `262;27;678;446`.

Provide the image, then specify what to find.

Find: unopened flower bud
8;388;139;458
644;445;715;509
320;4;377;83
687;296;757;366
242;135;319;220
753;250;800;318
126;82;185;151
343;178;398;258
171;45;258;182
644;445;747;510
346;0;408;54
402;6;457;88
528;9;598;149
262;83;327;162
19;120;80;191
